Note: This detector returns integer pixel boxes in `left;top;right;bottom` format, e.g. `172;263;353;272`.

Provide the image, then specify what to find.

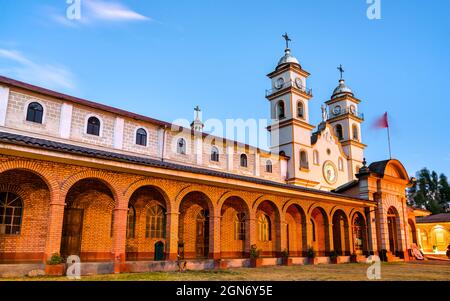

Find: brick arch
0;184;29;201
123;178;172;213
306;203;330;221
216;191;251;217
175;185;215;213
60;170;121;207
0;160;59;202
281;199;307;216
252;195;282;215
329;206;351;219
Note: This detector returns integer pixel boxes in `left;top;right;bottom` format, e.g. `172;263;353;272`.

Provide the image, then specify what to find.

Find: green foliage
408;168;450;214
329;250;338;260
281;249;289;258
250;244;261;259
48;253;64;265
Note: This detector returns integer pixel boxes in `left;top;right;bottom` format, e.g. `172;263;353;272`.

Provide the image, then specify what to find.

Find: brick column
306;220;314;254
112;207;127;273
279;216;288;256
248;216;257;251
210;215;221;259
366;208;378;255
327;222;334;256
166;211;179;260
44;198;65;261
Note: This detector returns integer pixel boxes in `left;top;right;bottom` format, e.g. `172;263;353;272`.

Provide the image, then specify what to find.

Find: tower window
177;138;186;154
335;124;344;141
300;150;309;169
277;101;285;119
86;116;101;136
352;125;359;141
26;102;43;124
297;101;304;118
313;150;319;165
211;146;219;162
136;128;147;146
265;160;273;173
240;154;248;167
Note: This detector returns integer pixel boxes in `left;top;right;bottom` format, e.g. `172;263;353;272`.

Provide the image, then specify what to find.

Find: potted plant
280;249;292;266
329;250;338;264
306;246;317;265
249;244;263;268
432;245;438;253
350;252;358;263
45;253;66;276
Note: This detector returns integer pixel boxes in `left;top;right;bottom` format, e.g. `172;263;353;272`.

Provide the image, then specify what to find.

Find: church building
0;36;419;276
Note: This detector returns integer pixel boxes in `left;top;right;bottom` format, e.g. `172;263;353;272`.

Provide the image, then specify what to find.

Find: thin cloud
0;49;76;91
85;0;150;21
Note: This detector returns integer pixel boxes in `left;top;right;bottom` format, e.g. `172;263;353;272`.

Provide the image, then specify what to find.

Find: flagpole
386;114;392;159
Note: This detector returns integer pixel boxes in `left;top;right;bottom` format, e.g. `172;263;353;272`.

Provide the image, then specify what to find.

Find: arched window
300;150;308;169
177;138;186;154
265;160;273;173
297;101;304;118
258;214;271;242
338;158;344;171
126;204;136;239
87;116;101;136
234;212;246;241
240;154;248;167
210;146;219;162
352;125;359;141
277;101;285;119
136;128;147;146
26;102;43;124
0;192;23;235
146;205;166;238
335;124;343;141
313;150;319;165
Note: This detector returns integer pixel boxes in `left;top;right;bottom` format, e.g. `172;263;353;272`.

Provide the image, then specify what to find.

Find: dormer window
136;128;147;146
86;116;100;136
265;160;273;173
177;138;186;154
211;146;219;162
26;102;43;124
240;154;248;168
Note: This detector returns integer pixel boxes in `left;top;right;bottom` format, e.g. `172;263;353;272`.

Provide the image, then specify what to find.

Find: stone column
166;211;179;260
112;206;127;273
44;195;65;262
365;208;378;255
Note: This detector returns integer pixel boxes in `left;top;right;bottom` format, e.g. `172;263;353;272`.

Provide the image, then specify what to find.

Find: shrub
281;249;289;258
250;244;261;259
307;247;316;259
48;253;64;265
329;250;338;260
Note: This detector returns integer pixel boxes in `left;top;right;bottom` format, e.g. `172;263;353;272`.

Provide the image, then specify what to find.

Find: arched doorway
387;207;401;255
408;219;417;247
332;210;350;255
0;169;51;263
285;204;307;257
255;200;280;257
220;196;250;258
61;178;115;261
154;241;165;261
178;191;213;259
352;212;368;255
126;186;168;261
310;207;330;256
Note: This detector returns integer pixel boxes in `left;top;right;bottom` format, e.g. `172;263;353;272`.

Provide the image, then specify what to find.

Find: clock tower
266;34;315;185
326;66;366;179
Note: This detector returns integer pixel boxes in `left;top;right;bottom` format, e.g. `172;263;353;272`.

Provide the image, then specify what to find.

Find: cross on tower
337;64;345;80
194;105;201;119
282;32;291;49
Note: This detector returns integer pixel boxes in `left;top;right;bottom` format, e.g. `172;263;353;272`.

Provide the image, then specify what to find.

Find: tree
407;168;450;214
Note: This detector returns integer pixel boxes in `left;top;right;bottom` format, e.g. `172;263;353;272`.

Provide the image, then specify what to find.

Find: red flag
373;112;389;129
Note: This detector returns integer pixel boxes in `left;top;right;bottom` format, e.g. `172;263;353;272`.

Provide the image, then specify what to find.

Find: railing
329;108;364;120
266;80;313;97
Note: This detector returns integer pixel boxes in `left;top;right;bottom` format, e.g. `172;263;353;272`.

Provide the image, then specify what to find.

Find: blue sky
0;0;449;177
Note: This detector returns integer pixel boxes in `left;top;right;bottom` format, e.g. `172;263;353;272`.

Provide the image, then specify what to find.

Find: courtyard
2;261;449;281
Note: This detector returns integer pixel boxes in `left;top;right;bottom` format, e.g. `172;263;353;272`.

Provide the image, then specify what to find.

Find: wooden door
60;209;84;258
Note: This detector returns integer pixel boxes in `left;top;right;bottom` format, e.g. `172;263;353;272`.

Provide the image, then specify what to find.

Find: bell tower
326;65;366;179
267;34;315;185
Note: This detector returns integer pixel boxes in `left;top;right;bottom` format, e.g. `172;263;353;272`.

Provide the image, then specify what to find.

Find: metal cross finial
194;105;201;120
337;64;345;80
282;32;291;49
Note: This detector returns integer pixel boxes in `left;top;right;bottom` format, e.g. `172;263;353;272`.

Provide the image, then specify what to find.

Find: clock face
333;105;341;115
295;78;303;89
323;161;338;185
275;77;285;89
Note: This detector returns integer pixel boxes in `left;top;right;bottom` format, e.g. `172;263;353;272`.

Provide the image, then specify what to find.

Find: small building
416;213;450;254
